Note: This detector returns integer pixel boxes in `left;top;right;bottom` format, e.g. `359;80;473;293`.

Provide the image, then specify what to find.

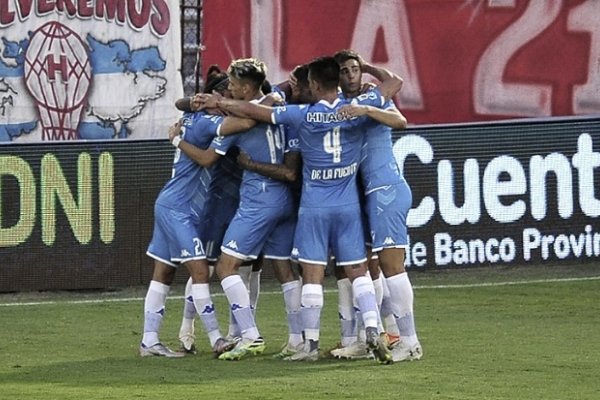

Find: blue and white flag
0;1;183;142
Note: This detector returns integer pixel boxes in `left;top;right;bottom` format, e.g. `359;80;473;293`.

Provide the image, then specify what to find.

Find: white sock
192;283;222;346
249;269;261;313
301;283;323;343
222;275;259;340
179;278;195;338
238;265;251;288
337;278;356;346
386;272;419;347
142;280;170;346
282;280;303;346
372;275;385;333
352;276;379;330
381;277;400;336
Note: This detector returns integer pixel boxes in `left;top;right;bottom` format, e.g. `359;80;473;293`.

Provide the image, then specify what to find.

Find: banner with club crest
0;1;183;142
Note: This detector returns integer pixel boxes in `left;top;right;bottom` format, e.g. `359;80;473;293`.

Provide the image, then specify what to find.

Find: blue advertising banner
1;116;599;291
0;1;183;142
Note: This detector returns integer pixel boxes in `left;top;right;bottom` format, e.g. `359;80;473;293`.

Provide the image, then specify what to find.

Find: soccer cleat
284;348;319;362
386;333;400;349
391;341;423;362
274;342;304;358
365;328;393;365
140;342;185;358
330;341;372;360
218;337;265;361
179;333;197;354
212;337;237;357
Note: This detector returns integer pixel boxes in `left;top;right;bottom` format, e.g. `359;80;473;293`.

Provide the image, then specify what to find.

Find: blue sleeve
354;87;386;108
209;133;237;155
184;113;223;147
285;126;300;153
272;104;304;130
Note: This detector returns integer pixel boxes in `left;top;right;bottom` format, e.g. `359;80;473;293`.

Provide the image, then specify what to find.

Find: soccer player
224;64;313;358
334;49;423;362
140;73;257;358
176;58;299;361
200;56;403;363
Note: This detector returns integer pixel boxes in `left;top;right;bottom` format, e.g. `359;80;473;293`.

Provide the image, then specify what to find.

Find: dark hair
292;64;309;86
333;49;362;67
261;79;272;94
228;58;267;89
204;72;229;94
206;64;222;77
307;56;339;91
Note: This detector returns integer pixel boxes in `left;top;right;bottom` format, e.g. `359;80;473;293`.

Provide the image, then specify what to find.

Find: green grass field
1;265;599;400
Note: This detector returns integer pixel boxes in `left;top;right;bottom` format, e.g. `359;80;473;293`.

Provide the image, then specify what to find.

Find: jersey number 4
324;126;342;163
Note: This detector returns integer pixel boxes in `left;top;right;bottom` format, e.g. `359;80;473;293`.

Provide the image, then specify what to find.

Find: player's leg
284;262;324;362
368;181;422;361
284;206;330;361
334;205;392;364
378;247;422;361
217;253;265;360
185;258;234;356
141;206;184;357
335;267;357;348
178;277;197;353
140;260;183;357
249;255;263;313
380;274;401;346
270;258;303;357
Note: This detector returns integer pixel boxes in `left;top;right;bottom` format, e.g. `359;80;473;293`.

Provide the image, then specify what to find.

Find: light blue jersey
271;91;385;265
359;94;404;192
147;111;223;265
209;120;291;208
350;89;413;251
271;91;385;208
156;112;223;215
201;149;243;261
209;110;295;260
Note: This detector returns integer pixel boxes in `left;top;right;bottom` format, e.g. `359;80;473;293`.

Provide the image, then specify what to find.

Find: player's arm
361;61;403;101
199;94;275;124
199;94;283;136
168;121;221;167
338;104;407;129
219;116;258;136
237;151;301;182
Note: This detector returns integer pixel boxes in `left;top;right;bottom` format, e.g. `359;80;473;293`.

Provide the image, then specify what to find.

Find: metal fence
180;0;203;96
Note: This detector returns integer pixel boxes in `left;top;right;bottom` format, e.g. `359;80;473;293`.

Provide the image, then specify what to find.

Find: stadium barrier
1;116;599;292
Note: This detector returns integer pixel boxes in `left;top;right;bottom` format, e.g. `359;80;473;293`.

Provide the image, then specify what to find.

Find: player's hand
237;151;253;170
289;66;300;88
189;94;205;112
360;82;376;93
197;93;223;110
338;104;369;119
262;92;284;106
168;120;183;142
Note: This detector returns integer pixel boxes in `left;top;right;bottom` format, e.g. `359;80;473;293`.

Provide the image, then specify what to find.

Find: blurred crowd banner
1;116;599;291
0;1;183;143
202;0;600;124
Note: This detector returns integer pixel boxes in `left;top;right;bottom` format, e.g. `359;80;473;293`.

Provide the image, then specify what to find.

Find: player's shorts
220;201;296;261
146;203;207;266
202;198;239;262
292;203;367;266
365;180;412;252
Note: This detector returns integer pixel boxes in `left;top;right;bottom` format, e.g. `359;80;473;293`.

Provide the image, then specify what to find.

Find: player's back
359;95;404;192
210;120;291;208
295;98;366;208
156;111;222;213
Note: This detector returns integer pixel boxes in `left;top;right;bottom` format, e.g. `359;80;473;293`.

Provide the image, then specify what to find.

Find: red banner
201;0;597;124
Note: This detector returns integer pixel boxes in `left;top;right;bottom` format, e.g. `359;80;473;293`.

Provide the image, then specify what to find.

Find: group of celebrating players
139;50;423;364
